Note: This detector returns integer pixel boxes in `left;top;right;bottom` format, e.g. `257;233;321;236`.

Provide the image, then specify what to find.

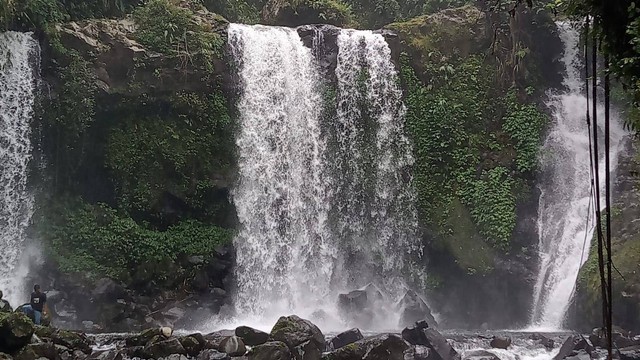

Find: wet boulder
565;350;591;360
403;345;431;360
529;333;554;350
236;326;270;346
86;350;124;360
0;312;35;353
179;335;204;356
197;349;230;360
329;329;364;350
463;350;499;360
204;331;235;350
293;340;322;360
553;336;593;360
401;320;430;345
271;315;324;351
219;336;246;356
396;291;436;328
126;327;171;347
338;291;368;314
322;334;408;360
619;345;640;360
0;353;11;360
249;341;292;360
144;337;187;359
14;343;58;360
489;336;511;349
48;329;92;354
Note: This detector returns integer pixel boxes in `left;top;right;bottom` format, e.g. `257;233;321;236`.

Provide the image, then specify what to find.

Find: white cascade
530;22;626;329
0;32;39;306
227;24;421;329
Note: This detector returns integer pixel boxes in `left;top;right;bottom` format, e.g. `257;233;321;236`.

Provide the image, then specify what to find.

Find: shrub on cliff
261;0;353;27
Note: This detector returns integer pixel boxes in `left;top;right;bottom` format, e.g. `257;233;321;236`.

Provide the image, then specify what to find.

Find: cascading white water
229;24;334;318
0;32;38;306
333;30;420;292
228;24;421;329
530;22;626;329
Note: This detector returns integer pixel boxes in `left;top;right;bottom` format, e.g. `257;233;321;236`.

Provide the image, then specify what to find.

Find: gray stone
489;336;511;349
249;341;292;360
219;336;246;356
236;326;270;346
197;349;230;360
463;350;499;360
329;329;364;350
396;290;437;329
271;315;324;350
144;338;187;359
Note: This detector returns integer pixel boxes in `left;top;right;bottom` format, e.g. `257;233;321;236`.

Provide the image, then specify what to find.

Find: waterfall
0;32;39;306
530;22;626;329
228;24;421;328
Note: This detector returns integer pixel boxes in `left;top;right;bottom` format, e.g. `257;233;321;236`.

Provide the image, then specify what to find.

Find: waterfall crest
530;22;627;329
228;25;421;329
0;32;39;306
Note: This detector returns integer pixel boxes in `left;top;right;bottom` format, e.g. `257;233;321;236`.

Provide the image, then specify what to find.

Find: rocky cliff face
572;138;640;332
23;1;566;331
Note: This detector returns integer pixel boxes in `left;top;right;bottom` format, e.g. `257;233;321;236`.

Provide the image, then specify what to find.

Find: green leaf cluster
133;0;224;71
402;52;547;251
43;199;232;283
106;91;234;218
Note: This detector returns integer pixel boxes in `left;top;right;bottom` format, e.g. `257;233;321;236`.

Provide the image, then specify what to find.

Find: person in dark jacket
0;290;12;313
22;284;47;325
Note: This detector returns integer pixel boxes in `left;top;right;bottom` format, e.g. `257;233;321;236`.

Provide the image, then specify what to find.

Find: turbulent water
530;22;626;329
0;32;39;306
228;24;421;329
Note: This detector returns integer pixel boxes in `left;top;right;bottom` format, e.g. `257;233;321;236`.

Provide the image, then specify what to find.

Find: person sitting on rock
0;290;12;313
22;284;48;325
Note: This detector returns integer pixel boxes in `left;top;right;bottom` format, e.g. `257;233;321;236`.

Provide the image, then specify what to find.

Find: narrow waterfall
0;32;39;306
530;22;626;329
228;24;421;327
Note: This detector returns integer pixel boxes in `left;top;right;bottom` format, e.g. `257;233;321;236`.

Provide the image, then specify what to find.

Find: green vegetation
106;91;234;218
262;0;354;27
41;199;232;284
133;0;225;70
402;52;547;255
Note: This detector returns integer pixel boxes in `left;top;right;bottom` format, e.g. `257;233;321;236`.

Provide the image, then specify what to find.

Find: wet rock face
270;315;325;351
236;326;269;346
249;341;292;360
328;328;364;350
396;291;437;329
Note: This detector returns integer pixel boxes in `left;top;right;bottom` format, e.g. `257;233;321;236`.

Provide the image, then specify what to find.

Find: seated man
0;290;12;313
22;284;47;325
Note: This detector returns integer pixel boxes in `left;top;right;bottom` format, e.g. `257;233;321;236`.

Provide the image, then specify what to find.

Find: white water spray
0;32;39;306
530;22;626;329
227;25;421;330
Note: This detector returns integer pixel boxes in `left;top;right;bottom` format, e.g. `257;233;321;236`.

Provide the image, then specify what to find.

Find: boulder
49;329;92;354
236;326;270;346
463;350;499;360
620;345;640;360
204;331;235;349
403;345;431;360
0;353;12;360
553;336;593;360
126;328;167;347
86;350;123;360
396;291;436;328
338;291;368;315
293;340;322;360
144;338;187;359
0;312;35;353
403;328;459;360
271;316;324;350
401;321;430;346
14;343;58;360
164;355;188;360
179;336;203;356
249;341;292;360
329;329;364;350
197;349;230;360
565;350;591;360
489;336;511;349
529;333;554;349
92;278;126;301
363;284;384;304
322;334;408;360
219;336;246;356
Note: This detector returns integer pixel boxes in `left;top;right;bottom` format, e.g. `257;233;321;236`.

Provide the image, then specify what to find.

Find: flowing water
530;22;627;329
227;24;421;330
0;32;39;306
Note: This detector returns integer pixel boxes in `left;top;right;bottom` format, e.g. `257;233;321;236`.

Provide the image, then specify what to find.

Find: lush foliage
41;53;97;190
42;199;232;283
402;52;547;255
106;91;234;219
133;0;224;70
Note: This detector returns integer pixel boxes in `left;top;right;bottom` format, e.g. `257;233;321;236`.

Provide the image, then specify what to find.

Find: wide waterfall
0;32;39;306
228;24;421;329
530;22;626;329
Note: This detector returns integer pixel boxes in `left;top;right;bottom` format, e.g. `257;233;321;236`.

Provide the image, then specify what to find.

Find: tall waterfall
228;24;420;328
0;32;38;306
530;22;626;329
